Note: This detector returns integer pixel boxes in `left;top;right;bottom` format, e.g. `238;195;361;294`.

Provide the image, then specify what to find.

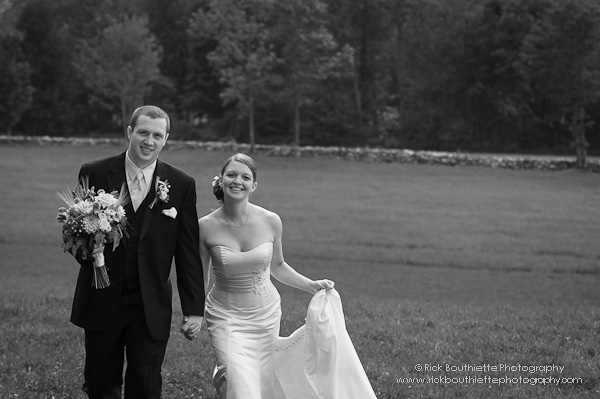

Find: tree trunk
576;143;587;169
572;106;588;169
393;20;406;133
120;98;129;139
353;55;362;121
294;101;300;157
249;90;255;153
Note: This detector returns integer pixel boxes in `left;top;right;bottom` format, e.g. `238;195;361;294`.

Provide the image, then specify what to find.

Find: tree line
2;0;600;165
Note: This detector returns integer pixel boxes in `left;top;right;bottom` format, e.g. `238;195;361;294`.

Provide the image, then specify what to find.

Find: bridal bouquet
57;177;129;289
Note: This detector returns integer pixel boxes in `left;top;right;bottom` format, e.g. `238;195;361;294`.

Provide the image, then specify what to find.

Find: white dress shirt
125;151;156;210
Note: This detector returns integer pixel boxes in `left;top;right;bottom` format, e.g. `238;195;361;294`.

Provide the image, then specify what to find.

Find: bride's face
222;161;257;201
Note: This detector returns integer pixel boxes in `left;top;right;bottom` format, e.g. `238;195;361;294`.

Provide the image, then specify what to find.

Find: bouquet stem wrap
92;249;109;289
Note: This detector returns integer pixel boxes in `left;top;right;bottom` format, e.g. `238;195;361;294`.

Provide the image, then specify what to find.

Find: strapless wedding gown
204;242;377;399
205;242;281;398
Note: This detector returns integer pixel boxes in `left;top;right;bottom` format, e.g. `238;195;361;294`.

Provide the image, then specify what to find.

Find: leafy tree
458;0;547;150
183;28;225;129
326;0;392;124
386;0;472;150
518;0;600;167
318;0;402;147
0;0;12;17
145;0;221;130
0;32;34;135
189;0;278;151
15;0;143;136
73;15;164;137
271;0;354;150
0;0;33;135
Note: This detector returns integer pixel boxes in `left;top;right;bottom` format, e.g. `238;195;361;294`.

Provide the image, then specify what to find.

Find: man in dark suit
70;105;205;398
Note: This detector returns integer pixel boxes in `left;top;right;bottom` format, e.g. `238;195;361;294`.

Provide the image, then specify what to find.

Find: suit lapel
139;159;167;241
105;152;133;217
106;152;128;196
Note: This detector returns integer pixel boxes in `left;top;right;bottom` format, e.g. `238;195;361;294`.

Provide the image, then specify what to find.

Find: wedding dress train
274;289;377;399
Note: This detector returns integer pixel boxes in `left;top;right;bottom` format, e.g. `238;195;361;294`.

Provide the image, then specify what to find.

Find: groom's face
127;115;169;169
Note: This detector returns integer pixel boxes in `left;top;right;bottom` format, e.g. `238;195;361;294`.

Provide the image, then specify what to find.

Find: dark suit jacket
70;151;205;340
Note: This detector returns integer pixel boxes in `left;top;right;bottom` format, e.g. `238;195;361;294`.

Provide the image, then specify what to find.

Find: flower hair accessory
212;175;224;203
149;177;170;209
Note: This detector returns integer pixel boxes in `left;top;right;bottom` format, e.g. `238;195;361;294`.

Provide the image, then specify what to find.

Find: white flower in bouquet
73;199;94;215
116;207;126;221
98;217;112;233
103;208;117;220
95;190;118;207
82;215;100;234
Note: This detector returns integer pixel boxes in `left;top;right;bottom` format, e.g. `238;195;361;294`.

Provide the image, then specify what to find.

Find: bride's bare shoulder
251;204;277;218
252;204;282;227
198;208;222;227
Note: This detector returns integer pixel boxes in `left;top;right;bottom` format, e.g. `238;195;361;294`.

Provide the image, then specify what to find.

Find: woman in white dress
190;153;334;399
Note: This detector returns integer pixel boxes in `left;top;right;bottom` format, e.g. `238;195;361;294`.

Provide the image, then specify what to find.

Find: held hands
313;279;335;294
180;315;203;341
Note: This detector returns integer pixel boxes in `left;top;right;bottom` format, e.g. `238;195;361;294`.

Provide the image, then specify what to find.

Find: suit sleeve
174;178;205;316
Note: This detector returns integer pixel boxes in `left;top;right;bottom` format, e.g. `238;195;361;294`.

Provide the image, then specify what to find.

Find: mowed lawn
0;143;599;398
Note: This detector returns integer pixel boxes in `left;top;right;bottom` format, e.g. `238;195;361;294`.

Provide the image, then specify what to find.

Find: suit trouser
82;297;169;399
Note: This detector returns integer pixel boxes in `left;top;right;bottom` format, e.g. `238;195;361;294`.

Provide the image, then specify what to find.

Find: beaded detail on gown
205;242;281;399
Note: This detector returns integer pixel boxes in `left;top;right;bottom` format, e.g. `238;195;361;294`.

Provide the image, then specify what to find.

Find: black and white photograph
1;0;599;398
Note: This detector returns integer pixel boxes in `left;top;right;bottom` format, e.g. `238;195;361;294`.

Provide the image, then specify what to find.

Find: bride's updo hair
213;153;257;203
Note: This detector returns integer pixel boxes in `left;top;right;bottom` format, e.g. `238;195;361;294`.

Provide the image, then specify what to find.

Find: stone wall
2;135;599;173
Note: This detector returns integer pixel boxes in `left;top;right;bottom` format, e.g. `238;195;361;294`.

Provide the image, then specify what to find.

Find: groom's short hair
130;105;171;133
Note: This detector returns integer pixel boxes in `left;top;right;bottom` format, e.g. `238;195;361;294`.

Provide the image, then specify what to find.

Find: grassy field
0;143;599;398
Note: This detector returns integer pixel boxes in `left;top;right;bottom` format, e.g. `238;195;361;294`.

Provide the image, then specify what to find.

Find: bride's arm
268;212;334;294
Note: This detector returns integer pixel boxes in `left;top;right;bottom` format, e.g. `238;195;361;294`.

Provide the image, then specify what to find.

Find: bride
187;153;375;399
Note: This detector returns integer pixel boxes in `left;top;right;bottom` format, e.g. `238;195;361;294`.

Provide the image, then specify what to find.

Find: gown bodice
205;242;281;398
208;242;274;295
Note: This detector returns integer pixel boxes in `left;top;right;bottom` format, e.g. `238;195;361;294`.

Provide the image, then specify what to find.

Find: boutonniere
149;177;170;209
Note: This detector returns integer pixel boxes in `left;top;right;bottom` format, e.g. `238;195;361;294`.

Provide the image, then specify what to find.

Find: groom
69;105;205;398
